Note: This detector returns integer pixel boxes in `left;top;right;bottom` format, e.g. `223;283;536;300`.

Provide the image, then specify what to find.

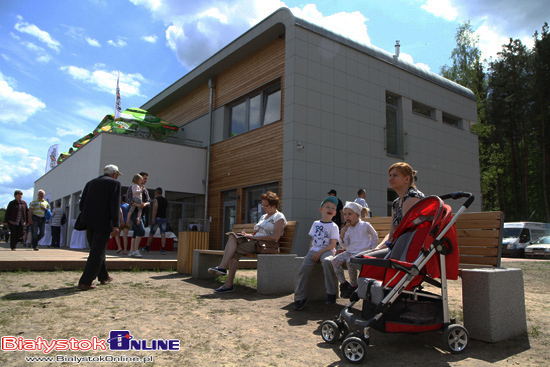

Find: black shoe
341;284;357;299
326;294;337;304
294;299;307;311
339;281;351;298
214;285;234;293
142;246;150;253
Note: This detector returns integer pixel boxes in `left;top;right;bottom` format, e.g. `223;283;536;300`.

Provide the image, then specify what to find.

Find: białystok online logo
1;330;180;354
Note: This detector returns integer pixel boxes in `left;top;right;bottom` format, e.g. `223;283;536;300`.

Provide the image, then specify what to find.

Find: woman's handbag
44;208;52;221
255;240;280;254
74;212;87;231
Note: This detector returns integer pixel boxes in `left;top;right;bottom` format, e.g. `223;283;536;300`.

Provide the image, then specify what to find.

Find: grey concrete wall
283;25;481;255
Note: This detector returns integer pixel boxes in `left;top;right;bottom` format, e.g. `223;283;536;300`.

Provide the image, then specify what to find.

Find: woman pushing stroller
368;162;425;258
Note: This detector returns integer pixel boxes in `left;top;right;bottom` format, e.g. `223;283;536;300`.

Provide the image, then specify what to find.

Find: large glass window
245;183;280;223
228;83;281;138
385;92;402;157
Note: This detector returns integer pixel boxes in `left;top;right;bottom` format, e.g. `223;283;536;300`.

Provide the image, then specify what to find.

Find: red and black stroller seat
355;196;460;332
358;196;459;288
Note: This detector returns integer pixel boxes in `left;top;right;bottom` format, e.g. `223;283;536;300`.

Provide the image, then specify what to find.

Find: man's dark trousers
78;226;110;285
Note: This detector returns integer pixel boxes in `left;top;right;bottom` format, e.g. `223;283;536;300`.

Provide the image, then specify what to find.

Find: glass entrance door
223;201;236;248
222;189;238;248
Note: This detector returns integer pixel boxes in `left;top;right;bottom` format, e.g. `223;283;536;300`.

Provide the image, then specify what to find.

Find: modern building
35;7;480;254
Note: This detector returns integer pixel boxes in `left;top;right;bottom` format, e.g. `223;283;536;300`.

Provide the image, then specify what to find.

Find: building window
442;112;462;128
245;183;280;223
385;92;403;157
228;84;281;138
412;101;435;119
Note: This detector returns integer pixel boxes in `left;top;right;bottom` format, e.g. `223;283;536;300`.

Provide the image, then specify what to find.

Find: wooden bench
191;221;298;280
370;211;528;343
368;211;504;271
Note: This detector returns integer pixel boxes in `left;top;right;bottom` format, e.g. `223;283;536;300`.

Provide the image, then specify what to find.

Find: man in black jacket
77;164;122;290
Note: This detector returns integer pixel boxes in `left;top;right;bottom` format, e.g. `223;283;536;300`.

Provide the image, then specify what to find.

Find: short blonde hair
132;174;143;184
389;162;417;188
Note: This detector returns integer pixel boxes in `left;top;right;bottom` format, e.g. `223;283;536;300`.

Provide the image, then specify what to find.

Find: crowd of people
4;161;423;298
206;161;423;312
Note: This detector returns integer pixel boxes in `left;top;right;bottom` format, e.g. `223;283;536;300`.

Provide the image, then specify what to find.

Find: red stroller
320;192;474;364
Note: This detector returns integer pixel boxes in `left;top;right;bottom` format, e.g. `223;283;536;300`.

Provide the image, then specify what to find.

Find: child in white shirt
127;174;144;225
293;196;340;310
332;201;378;298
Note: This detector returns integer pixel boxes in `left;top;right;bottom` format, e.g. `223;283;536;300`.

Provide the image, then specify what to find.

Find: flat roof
142;7;475;113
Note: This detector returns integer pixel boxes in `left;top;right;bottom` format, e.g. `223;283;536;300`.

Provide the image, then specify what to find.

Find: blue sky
0;0;547;208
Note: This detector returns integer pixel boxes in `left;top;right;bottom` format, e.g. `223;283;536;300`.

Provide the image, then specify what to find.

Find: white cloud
141;35;158;43
59;66;147;97
86;37;101;47
0;71;46;124
129;0;162;11
56;127;86;137
14;16;61;52
422;0;546;65
74;101;114;123
421;0;459;21
107;38;127;47
290;4;371;46
398;52;431;72
0;144;44;207
20;41;52;63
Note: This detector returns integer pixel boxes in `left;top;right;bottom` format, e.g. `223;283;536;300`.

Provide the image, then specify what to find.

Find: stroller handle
439;191;475;209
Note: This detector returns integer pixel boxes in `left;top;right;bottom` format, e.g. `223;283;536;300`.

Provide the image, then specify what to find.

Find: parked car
524;236;550;259
501;222;550;257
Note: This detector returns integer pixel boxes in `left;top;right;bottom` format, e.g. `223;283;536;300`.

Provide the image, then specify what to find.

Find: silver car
524;236;550;259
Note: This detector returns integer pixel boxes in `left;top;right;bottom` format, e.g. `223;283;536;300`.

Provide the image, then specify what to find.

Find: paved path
0;241;177;271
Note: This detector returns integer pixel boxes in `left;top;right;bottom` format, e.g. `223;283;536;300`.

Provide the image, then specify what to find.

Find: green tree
440;22;495;209
533;23;550;222
486;38;534;220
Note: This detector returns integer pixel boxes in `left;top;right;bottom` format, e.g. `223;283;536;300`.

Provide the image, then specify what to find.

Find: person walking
28;190;50;251
145;187;168;254
4;190;28;251
77;164;122;290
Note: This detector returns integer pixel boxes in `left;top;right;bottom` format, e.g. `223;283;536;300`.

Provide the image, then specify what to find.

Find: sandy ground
0;260;549;366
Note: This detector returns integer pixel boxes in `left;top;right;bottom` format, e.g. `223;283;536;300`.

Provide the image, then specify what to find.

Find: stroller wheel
321;320;340;344
443;324;469;353
341;336;368;364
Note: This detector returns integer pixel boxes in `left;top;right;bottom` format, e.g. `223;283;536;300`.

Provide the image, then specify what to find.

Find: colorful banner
45;144;59;173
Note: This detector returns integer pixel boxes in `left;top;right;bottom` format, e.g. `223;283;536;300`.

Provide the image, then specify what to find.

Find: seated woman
367;162;425;258
208;191;287;293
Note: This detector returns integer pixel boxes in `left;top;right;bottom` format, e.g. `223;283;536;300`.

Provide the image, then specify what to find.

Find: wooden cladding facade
154;35;286;249
155;37;285;128
214;37;285;109
158;83;210;126
208;121;284;249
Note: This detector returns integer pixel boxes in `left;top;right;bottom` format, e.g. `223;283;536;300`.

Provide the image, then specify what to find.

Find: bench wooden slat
455;220;501;230
456;238;498;247
456;229;502;239
459;247;499;256
368;211;503;270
